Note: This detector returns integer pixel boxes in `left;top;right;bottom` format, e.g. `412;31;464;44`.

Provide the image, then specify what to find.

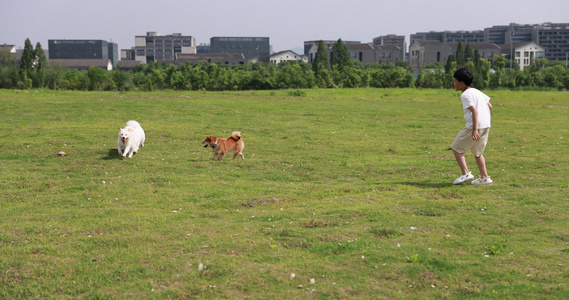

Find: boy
451;68;493;185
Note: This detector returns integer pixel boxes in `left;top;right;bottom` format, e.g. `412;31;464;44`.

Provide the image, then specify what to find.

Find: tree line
1;38;568;91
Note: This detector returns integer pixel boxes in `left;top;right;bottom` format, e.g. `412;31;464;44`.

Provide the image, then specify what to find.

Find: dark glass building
210;37;270;60
48;39;118;66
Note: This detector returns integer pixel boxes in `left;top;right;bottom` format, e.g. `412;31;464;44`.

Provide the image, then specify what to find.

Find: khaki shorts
451;127;490;156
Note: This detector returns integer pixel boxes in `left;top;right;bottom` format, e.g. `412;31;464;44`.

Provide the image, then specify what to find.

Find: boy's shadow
395;181;454;188
102;149;122;160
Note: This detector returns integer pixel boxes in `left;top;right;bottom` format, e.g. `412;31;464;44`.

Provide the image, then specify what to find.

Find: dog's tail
230;131;242;141
126;120;142;128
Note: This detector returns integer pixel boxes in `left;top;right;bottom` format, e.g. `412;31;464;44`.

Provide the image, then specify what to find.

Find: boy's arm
468;106;480;141
488;101;493;110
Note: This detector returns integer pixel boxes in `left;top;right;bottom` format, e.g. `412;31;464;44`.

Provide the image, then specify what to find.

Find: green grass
0;88;568;298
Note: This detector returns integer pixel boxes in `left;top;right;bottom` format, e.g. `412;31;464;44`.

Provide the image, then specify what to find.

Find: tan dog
202;131;245;160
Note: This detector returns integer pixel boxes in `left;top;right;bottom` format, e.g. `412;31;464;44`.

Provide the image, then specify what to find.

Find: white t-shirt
460;87;491;129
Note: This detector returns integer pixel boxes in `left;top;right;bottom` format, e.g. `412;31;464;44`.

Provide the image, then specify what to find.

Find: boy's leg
451;128;475;184
452;149;474;184
475;155;488;179
453;150;469;175
472;128;490;179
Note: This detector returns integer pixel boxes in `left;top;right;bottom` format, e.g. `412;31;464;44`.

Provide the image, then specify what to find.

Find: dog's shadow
102;149;122;160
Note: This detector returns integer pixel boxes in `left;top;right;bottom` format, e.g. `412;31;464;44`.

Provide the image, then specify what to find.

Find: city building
210;37;270;60
121;49;135;61
486;23;569;61
413;23;569;62
346;43;377;64
409;41;501;68
484;24;533;45
373;34;406;60
0;44;21;65
210;37;271;60
306;42;372;64
48;39;118;66
108;43;118;66
534;23;569;61
267;50;307;65
374;44;404;64
306;42;404;65
126;32;196;64
303;40;361;57
500;42;545;70
410;31;486;46
0;44;16;53
197;44;211;53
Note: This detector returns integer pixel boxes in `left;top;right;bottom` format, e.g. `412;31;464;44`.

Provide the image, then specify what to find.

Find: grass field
1;88;568;299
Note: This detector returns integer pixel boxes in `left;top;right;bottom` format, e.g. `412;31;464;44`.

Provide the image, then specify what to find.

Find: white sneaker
472;177;493;185
453;172;474;185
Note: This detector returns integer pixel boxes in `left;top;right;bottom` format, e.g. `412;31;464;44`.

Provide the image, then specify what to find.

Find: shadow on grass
102;148;122;160
395;181;454;189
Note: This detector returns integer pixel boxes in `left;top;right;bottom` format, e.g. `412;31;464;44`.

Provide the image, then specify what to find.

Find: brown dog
202;131;245;160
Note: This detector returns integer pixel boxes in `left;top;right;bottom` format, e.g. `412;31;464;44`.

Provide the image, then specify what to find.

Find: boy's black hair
453;68;473;86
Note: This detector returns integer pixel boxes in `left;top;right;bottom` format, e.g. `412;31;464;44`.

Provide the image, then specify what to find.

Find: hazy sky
2;0;566;54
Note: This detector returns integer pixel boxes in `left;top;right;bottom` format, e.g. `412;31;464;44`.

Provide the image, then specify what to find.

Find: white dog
117;120;145;158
